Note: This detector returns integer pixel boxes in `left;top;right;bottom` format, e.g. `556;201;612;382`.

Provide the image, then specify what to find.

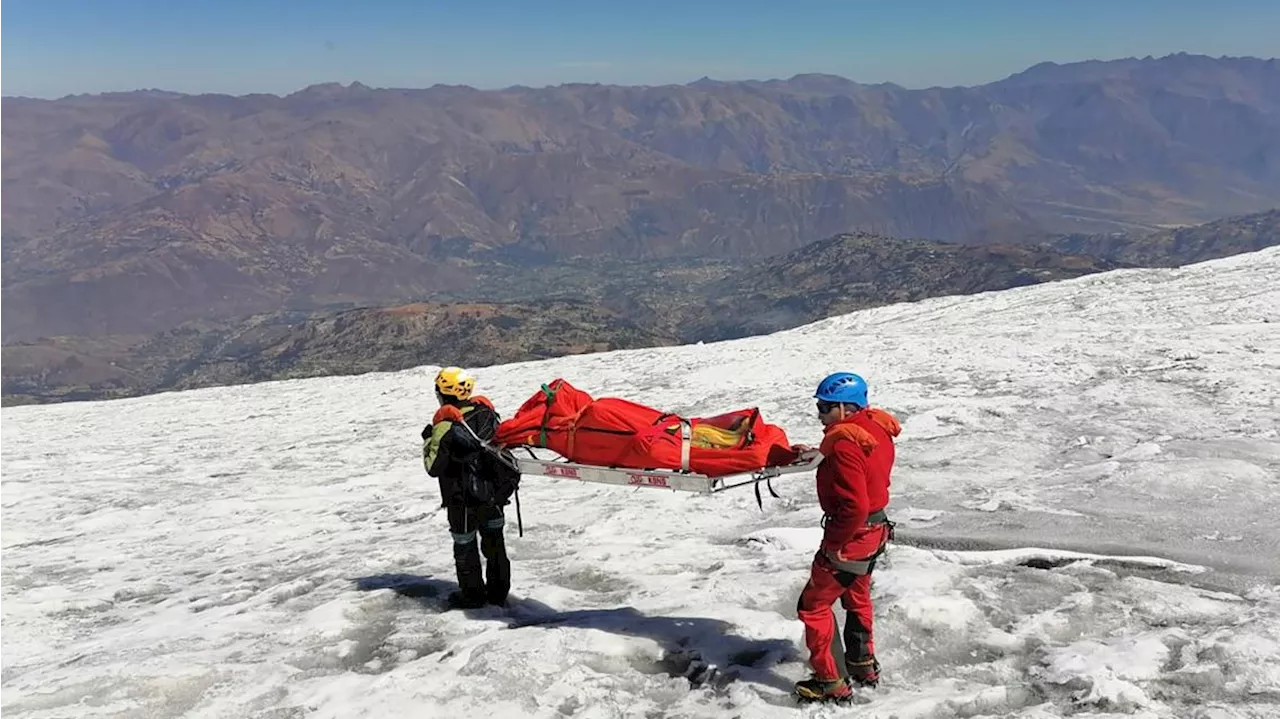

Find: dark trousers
447;503;511;606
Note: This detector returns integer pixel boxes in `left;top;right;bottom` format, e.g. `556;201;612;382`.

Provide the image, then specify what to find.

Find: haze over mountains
2;53;1278;404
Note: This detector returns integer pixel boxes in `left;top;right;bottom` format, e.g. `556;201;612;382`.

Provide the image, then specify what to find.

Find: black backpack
465;445;522;507
451;405;525;533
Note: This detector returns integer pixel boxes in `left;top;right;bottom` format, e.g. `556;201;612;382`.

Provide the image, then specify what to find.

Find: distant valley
3;209;1274;405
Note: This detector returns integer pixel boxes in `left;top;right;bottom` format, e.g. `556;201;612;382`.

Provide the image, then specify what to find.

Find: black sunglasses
816;400;838;414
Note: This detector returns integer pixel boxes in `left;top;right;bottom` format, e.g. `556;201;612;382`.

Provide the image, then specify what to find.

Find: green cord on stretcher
536;382;557;449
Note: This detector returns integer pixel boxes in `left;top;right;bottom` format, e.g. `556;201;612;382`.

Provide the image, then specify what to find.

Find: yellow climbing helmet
434;366;475;400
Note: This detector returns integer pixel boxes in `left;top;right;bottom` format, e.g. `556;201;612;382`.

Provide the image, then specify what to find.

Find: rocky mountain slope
13;214;1252;406
690;234;1121;340
1041;208;1280;266
4;54;1278;342
6;209;1276;406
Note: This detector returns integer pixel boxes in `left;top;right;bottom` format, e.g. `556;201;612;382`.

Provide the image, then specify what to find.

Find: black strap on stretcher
754;475;781;510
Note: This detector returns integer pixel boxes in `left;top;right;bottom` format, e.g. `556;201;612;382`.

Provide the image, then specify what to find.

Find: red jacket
815;408;901;555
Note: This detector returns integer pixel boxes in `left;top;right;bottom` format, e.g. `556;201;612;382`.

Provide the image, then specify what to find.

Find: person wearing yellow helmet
432;366;476;403
422;366;514;609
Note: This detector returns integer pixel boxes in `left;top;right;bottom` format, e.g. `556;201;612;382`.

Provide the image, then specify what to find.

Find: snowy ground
3;247;1279;718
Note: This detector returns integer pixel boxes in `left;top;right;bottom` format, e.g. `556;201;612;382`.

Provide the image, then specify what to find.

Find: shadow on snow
353;572;801;694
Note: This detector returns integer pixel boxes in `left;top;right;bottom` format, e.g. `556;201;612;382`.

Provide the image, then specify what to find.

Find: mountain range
3;53;1278;343
2;53;1278;404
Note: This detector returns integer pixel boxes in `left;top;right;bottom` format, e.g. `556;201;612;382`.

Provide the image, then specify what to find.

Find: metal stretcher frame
513;449;823;495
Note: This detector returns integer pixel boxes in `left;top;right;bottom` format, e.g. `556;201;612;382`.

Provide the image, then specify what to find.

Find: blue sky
3;0;1278;98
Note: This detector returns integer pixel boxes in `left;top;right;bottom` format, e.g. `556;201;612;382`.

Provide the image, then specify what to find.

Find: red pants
796;525;888;679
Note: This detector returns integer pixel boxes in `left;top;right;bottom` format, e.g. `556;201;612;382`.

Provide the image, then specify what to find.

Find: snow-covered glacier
3;248;1279;718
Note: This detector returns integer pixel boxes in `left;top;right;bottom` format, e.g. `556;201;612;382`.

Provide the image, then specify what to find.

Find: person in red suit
793;371;901;703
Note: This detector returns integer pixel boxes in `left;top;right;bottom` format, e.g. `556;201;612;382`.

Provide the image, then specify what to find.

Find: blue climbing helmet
814;372;868;408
